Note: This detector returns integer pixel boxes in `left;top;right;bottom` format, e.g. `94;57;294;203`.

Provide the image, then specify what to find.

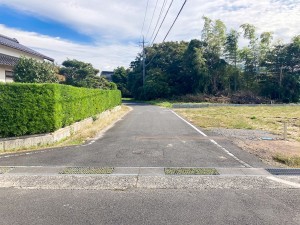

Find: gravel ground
209;128;282;141
208;128;300;167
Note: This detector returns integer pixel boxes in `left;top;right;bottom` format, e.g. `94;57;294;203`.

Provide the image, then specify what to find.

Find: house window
5;70;13;82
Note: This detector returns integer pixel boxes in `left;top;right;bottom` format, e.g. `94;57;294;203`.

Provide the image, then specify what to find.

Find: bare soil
209;128;300;167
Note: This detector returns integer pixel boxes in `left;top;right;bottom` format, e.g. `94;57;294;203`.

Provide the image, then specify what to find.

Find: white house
0;34;54;82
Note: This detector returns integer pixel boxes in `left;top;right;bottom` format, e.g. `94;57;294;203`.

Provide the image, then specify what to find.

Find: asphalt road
1;103;299;225
0;104;266;167
0;188;299;225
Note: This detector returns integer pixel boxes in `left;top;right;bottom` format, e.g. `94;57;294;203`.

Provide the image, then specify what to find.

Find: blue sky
0;5;93;43
0;0;299;71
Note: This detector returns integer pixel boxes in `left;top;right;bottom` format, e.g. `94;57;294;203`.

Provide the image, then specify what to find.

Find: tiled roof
0;53;19;66
0;34;54;62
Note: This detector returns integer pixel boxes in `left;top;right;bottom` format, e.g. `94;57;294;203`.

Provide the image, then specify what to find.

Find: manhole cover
164;168;219;175
59;167;114;174
0;167;14;174
266;168;300;176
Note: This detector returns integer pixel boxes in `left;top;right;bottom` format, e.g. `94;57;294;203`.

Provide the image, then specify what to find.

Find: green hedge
0;83;121;138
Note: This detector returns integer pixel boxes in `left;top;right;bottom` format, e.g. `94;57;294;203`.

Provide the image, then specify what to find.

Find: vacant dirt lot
175;106;300;167
209;128;300;167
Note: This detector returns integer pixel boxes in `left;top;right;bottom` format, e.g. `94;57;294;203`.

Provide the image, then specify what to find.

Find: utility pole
142;36;146;87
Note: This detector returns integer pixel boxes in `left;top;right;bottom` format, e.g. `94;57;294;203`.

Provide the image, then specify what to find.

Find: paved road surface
2;103;299;225
0;188;299;225
0;104;265;167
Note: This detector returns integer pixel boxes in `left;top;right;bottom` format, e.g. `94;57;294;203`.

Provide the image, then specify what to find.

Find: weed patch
273;155;300;167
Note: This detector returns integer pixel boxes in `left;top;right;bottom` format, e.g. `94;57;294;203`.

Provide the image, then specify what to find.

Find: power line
162;0;187;42
148;0;167;43
145;0;159;41
150;0;174;45
146;0;188;66
140;0;150;37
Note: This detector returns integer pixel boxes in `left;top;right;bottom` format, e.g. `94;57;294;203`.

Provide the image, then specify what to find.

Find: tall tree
240;23;259;77
181;39;208;93
225;29;240;91
201;16;226;57
112;67;131;97
201;17;227;93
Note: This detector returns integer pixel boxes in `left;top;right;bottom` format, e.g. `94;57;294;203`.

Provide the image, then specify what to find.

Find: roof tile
0;34;54;62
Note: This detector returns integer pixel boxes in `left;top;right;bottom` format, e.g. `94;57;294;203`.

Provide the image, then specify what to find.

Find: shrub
13;57;58;83
0;83;121;137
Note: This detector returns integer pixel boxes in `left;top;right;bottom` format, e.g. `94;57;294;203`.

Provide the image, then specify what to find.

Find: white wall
0;67;5;82
0;44;46;83
0;45;44;61
0;66;14;83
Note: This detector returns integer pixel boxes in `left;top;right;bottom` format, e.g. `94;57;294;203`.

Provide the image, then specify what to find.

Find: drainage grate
59;167;114;174
165;168;219;175
266;168;300;176
0;167;13;174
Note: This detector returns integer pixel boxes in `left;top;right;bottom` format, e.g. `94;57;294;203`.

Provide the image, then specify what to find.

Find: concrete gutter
0;106;121;152
0;167;299;190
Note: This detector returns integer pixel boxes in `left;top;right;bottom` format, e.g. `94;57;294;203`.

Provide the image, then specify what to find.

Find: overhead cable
148;0;167;43
146;0;188;66
140;0;150;38
145;0;159;41
150;0;174;45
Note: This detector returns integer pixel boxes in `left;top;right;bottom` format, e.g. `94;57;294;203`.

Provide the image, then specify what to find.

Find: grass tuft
273;155;300;168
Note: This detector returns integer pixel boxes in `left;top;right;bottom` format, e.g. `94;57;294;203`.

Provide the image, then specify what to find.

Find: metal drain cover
0;167;14;174
266;168;300;176
59;167;114;174
164;168;219;175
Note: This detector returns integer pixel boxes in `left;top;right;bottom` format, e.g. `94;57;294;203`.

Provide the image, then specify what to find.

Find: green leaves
13;57;58;83
0;83;121;138
59;59;115;90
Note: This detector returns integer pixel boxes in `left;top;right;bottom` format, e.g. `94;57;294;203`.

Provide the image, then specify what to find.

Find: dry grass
273;155;300;168
1;105;131;154
57;105;131;146
175;106;300;142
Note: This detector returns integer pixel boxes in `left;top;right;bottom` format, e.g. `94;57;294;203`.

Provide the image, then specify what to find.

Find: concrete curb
0;106;121;152
0;174;299;190
0;166;300;190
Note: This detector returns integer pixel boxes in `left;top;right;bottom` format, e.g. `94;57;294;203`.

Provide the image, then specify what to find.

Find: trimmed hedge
0;83;121;138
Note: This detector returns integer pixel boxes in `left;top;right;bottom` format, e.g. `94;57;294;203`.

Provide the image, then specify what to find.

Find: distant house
0;34;54;82
100;71;114;81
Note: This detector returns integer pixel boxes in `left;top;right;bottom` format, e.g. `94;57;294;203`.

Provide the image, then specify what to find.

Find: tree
225;29;240;91
202;16;226;57
59;59;116;90
13;56;58;83
59;59;98;86
181;39;208;93
201;17;227;94
112;67;131;97
240;23;259;80
142;68;170;100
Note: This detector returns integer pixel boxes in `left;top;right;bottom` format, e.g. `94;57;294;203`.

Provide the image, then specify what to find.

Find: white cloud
0;24;139;71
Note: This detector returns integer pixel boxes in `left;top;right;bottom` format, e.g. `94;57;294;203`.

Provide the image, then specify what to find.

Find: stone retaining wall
0;106;121;152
